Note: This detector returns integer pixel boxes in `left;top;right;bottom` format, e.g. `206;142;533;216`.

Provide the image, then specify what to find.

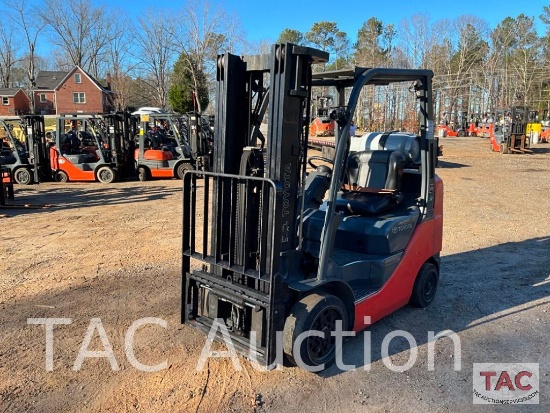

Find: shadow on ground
437;160;471;169
0;183;182;217
320;236;550;376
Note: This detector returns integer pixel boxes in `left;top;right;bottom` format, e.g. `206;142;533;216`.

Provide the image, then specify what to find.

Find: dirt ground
1;136;549;413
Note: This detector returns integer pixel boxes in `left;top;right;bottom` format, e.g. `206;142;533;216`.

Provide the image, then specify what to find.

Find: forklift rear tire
138;167;149;182
409;262;439;308
54;170;69;183
14;168;33;185
96;166;116;184
176;163;193;179
283;293;348;370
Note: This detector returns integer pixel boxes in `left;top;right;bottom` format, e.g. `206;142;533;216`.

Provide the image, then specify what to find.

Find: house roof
54;66;111;93
0;88;24;96
35;71;69;90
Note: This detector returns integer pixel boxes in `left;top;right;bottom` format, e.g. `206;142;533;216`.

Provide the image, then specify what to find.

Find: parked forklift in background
309;95;336;137
182;43;443;370
50;114;118;183
437;111;467;137
135;112;211;181
467;113;482;137
0;115;51;184
135;113;192;181
490;107;531;154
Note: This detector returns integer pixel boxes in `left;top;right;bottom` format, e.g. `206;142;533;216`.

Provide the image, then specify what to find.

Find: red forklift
50;114;118;183
437;111;467;137
466;113;483;137
181;43;443;370
0;115;51;184
309;96;336;137
134;113;207;181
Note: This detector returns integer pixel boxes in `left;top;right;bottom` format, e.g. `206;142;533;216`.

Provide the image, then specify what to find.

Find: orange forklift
309;96;336;136
134;113;208;181
49;115;118;183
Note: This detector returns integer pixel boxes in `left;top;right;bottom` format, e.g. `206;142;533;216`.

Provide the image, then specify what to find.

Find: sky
219;0;548;43
111;0;548;46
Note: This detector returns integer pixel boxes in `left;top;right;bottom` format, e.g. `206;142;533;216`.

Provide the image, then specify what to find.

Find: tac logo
473;363;539;404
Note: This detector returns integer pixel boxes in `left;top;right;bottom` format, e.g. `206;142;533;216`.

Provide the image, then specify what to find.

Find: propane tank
349;132;421;164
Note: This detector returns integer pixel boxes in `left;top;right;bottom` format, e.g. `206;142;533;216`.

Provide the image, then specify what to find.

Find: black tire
176;162;193;179
137;166;149;182
458;130;466;137
54;170;69;183
283;293;348;370
409;262;439;308
14;168;33;185
96;166;116;184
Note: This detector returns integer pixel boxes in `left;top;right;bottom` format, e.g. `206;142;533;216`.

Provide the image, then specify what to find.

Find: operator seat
336;150;406;215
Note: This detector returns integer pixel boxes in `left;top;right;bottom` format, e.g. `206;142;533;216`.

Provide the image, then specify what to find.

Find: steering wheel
307;155;334;170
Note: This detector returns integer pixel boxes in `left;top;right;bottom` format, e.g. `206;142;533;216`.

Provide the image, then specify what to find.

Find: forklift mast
184;43;328;364
186;111;211;171
21;115;51;183
212;43;327;249
103;112;135;175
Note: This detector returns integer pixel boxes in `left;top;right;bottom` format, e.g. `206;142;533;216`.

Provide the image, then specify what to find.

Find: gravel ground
0;136;549;413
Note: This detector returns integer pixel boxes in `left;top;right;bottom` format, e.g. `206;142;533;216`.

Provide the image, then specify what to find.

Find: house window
1;97;8;105
40;94;47;103
73;92;86;104
74;73;81;83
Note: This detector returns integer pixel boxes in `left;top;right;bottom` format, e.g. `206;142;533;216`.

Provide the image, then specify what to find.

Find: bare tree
38;0;115;78
3;0;47;112
398;13;435;69
0;21;20;88
131;10;177;108
104;10;137;111
171;0;245;113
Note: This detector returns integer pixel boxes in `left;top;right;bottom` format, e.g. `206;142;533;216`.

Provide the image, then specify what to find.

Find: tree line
2;0;550;125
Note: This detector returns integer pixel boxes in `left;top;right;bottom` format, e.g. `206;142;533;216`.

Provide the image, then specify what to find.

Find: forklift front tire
176;163;193;179
14;168;33;185
138;166;149;182
409;262;439;308
54;170;69;183
283;293;348;370
97;166;116;184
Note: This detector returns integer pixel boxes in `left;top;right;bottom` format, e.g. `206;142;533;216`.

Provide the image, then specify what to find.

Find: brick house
34;66;114;115
0;88;31;116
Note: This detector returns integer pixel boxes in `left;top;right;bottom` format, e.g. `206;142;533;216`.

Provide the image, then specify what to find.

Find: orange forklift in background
437;111;467;137
50;115;118;183
134;113;197;181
